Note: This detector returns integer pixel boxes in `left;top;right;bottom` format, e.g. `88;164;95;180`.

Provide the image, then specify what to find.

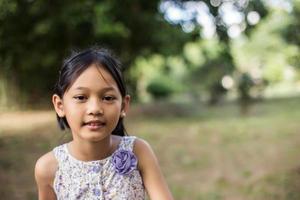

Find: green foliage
1;0;299;107
183;42;205;67
237;73;255;101
164;0;269;42
183;39;234;104
282;0;300;69
146;76;178;99
129;54;165;102
130;54;186;101
284;0;300;46
0;0;189;107
232;8;299;84
165;56;187;80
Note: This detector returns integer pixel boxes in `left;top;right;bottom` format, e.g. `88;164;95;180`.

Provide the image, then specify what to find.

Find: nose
87;97;103;116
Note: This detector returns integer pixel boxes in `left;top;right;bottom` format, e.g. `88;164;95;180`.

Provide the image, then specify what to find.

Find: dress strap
119;136;136;151
52;144;67;164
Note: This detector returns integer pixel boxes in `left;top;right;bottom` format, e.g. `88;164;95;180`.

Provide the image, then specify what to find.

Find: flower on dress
112;149;137;175
91;165;101;173
93;188;101;196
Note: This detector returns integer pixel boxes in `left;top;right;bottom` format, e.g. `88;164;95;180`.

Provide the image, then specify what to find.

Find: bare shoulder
133;138;153;156
35;151;58;199
132;138;174;199
133;138;158;170
35;151;58;186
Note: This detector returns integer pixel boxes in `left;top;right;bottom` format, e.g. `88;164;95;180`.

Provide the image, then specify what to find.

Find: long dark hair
53;47;128;136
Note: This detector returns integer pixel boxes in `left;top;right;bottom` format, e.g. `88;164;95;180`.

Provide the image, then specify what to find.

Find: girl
34;47;173;200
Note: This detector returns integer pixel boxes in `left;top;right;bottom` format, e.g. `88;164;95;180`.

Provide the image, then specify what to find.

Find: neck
69;136;115;161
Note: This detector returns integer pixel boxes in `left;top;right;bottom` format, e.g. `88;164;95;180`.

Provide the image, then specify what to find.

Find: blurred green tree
129;54;185;102
159;0;269;104
0;0;189;108
232;5;299;102
283;0;300;71
1;0;297;109
183;39;233;104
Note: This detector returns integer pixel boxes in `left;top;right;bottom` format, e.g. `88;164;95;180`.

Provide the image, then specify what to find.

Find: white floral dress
52;136;145;200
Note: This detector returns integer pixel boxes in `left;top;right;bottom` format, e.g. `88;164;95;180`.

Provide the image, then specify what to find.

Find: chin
82;133;110;142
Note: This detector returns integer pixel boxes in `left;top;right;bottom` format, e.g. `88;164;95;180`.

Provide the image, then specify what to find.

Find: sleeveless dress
52;136;145;200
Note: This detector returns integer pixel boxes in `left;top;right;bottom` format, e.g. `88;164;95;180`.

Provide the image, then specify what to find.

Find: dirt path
0;111;56;135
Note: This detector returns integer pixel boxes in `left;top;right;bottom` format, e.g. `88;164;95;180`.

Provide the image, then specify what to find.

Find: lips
83;120;106;130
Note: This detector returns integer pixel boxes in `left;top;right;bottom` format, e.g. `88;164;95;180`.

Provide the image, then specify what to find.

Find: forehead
69;64;119;91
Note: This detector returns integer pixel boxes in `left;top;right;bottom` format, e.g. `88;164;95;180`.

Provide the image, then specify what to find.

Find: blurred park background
0;0;300;199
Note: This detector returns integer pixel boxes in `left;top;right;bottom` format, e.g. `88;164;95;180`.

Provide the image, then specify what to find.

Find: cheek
106;104;122;119
63;103;82;124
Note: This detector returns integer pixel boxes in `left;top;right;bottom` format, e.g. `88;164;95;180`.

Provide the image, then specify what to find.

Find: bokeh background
0;0;300;199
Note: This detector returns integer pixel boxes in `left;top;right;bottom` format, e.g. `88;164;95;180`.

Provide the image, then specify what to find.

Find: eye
103;95;116;102
73;95;87;101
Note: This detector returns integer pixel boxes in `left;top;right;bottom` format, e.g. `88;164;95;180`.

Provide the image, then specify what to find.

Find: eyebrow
74;86;116;92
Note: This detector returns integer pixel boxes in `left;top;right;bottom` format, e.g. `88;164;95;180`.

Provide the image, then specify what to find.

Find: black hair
54;47;128;136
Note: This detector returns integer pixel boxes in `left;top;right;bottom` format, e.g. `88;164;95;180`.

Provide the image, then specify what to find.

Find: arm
134;139;174;200
34;152;57;200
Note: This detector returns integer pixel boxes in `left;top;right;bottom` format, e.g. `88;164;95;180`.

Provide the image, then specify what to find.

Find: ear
121;95;130;118
52;94;65;117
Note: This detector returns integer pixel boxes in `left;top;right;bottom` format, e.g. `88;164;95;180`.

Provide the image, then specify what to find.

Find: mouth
83;120;106;130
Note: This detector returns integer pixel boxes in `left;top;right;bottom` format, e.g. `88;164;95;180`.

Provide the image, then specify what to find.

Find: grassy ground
0;97;299;200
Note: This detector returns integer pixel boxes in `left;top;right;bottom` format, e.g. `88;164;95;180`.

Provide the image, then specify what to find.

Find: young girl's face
53;64;129;142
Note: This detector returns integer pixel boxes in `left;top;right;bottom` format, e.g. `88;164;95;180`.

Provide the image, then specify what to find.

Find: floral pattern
53;136;145;200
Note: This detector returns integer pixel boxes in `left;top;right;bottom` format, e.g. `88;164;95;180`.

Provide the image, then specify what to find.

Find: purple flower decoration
112;149;137;175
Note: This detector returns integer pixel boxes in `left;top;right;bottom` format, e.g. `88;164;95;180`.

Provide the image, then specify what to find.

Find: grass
0;97;299;200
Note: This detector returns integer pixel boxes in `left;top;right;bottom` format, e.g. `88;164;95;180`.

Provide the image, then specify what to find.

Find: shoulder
132;138;174;199
133;137;152;154
35;151;58;186
132;138;158;171
35;151;58;199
